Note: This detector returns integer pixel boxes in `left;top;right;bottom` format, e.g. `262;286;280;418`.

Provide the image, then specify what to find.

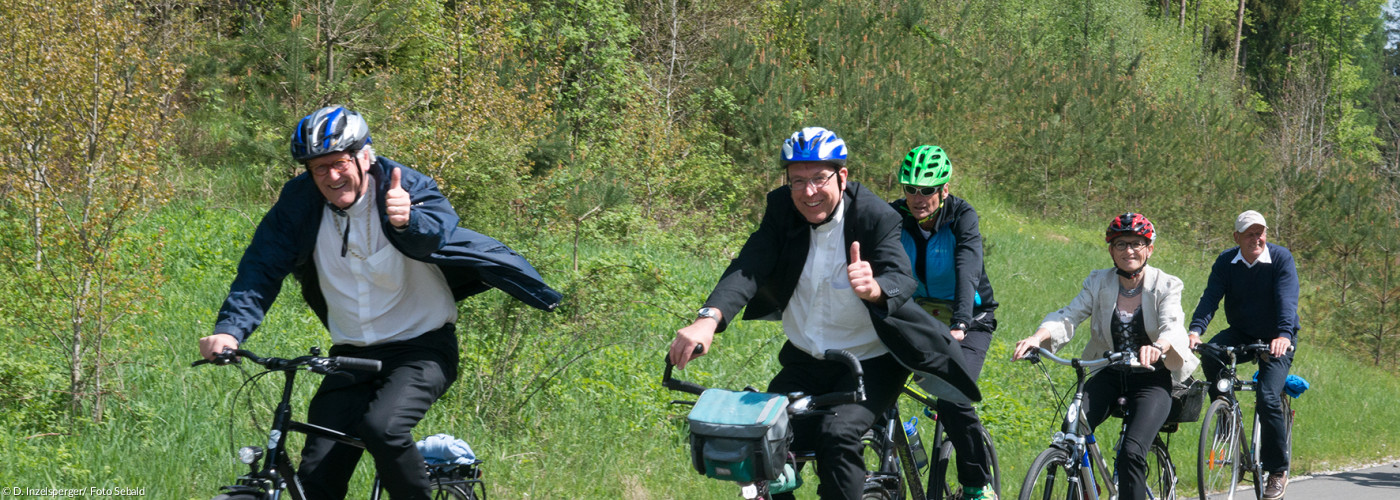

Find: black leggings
1082;367;1172;500
937;328;994;488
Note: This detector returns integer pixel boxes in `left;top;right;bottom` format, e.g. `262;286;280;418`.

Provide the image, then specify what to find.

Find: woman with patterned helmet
1013;212;1198;500
889;144;1000;500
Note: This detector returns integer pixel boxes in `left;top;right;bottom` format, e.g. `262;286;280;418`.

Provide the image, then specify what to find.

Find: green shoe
962;485;998;500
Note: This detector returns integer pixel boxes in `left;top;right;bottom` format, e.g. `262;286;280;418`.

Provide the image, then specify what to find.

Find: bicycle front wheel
1018;446;1077;500
1146;436;1177;500
1198;399;1241;500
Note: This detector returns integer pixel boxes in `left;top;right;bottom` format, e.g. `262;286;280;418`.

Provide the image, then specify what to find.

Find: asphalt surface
1281;461;1400;500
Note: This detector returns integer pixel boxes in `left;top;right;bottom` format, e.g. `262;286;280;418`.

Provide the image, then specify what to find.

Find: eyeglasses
788;170;838;191
310;158;356;177
903;185;943;197
1111;240;1149;252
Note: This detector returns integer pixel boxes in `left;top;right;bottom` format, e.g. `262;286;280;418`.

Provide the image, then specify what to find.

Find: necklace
332;206;372;260
1118;284;1142;298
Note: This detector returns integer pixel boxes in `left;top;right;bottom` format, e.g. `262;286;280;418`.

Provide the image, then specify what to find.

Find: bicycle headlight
238;446;264;465
1215;379;1233;394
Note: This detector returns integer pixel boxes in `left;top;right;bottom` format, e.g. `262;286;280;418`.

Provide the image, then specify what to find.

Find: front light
238;446;264;465
1215;379;1233;394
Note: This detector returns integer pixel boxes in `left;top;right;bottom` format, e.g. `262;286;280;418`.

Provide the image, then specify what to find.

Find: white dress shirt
314;179;457;346
783;201;888;360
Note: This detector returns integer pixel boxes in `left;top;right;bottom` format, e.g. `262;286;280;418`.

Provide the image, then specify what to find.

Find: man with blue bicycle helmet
199;106;561;500
892;145;1000;500
670;127;981;500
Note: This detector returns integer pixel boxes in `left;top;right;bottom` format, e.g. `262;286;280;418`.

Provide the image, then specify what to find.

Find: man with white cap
1187;209;1298;500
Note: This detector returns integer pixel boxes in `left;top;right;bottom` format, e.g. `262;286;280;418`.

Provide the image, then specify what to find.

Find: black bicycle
193;347;484;500
862;380;1002;500
663;347;868;500
1194;342;1296;500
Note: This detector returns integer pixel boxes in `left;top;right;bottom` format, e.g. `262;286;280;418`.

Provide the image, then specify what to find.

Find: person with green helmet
891;145;1000;500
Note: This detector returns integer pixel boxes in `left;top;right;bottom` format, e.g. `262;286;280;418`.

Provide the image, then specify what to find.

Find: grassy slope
5;176;1398;498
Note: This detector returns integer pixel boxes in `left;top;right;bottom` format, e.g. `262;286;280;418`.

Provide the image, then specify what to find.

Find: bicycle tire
211;494;262;500
430;483;473;500
1017;446;1077;500
928;425;1000;500
1146;436;1177;500
1198;399;1241;500
1248;409;1264;500
863;483;898;500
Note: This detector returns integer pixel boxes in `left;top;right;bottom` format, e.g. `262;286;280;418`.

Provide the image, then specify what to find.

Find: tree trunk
1232;0;1246;76
1179;0;1187;29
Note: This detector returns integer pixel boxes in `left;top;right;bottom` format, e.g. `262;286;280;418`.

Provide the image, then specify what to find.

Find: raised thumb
849;241;862;264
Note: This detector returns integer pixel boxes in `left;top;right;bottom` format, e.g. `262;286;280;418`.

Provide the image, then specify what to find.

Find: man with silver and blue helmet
199;106;561;499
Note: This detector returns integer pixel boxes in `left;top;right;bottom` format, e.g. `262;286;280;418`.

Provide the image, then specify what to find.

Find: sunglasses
902;185;943;196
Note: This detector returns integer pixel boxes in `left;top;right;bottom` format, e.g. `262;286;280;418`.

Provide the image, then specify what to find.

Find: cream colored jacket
1037;265;1200;384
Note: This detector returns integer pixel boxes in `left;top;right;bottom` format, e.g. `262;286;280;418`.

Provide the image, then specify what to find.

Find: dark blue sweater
1188;243;1299;342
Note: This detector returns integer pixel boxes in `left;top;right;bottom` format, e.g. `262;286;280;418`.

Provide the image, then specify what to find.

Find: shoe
962;485;998;500
1263;471;1288;500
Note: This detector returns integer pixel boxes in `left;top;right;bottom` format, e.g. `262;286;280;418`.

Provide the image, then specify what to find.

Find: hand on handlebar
199;333;239;362
1270;336;1293;358
669;320;716;370
1012;330;1050;361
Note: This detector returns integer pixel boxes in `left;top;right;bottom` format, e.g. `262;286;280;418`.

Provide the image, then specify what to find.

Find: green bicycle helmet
898;145;951;188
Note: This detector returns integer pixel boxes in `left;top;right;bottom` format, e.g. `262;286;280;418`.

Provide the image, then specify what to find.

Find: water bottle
903;416;929;471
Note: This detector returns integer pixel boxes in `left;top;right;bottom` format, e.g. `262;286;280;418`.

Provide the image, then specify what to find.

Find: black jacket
703;181;981;402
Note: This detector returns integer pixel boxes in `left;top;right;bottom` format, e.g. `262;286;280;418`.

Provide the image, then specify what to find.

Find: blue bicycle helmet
780;127;848;167
290;106;372;163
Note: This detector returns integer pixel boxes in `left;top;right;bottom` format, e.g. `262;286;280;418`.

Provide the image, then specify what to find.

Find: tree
0;0;184;421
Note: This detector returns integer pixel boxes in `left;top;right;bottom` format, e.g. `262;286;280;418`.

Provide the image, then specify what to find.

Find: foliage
0;0;184;421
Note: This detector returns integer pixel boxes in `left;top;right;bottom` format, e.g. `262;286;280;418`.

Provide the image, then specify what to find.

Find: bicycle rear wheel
1145;436;1177;500
430;483;473;500
1018;446;1077;500
1198;399;1241;500
930;426;1001;500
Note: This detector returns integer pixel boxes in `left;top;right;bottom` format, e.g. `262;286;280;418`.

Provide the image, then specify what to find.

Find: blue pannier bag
686;389;791;483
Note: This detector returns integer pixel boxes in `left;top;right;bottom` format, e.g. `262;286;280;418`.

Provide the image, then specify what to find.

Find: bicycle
1194;342;1296;500
192;347;484;500
1016;347;1179;500
662;347;868;500
862;380;1002;500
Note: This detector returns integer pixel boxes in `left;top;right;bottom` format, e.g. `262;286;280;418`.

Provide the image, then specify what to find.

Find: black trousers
768;342;911;500
1083;366;1173;500
1199;328;1294;473
937;328;994;488
298;325;459;500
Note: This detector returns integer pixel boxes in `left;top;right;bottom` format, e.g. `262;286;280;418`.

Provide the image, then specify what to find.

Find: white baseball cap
1234;210;1267;233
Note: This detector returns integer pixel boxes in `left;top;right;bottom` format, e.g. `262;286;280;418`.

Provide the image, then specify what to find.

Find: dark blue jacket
214;157;561;342
1188;243;1299;343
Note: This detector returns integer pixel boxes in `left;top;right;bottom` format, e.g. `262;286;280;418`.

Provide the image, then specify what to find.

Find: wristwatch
952;321;968;331
697;307;720;321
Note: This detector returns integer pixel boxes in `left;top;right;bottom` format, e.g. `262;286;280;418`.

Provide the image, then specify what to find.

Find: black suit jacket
703;181;981;402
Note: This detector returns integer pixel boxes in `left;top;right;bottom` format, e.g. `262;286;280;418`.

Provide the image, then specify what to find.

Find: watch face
698;307;718;319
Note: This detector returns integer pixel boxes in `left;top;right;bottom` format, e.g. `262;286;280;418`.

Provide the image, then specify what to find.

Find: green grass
1;180;1396;498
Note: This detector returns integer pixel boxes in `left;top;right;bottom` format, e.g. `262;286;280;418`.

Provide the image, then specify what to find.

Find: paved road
1284;461;1400;500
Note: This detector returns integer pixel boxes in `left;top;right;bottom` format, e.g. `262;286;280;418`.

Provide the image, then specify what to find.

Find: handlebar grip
333;356;382;372
809;391;863;408
822;349;864;377
664;377;707;396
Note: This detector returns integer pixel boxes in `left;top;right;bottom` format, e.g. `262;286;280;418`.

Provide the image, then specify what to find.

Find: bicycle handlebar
1192;342;1290;358
192;348;382;373
661;346;867;410
1020;347;1132;369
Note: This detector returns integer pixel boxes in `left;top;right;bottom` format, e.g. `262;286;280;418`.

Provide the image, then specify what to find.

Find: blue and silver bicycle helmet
290;106;372;163
780;127;848;167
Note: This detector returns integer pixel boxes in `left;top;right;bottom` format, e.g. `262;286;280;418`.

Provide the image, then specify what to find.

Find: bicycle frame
1022;348;1132;500
1197;342;1277;500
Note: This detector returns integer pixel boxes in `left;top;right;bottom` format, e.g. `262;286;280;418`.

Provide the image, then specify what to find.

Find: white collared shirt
1230;246;1273;268
782;201;888;360
314;179;457;346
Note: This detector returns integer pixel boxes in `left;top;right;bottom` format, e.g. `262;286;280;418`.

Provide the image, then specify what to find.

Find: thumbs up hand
386;167;411;229
847;241;883;302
